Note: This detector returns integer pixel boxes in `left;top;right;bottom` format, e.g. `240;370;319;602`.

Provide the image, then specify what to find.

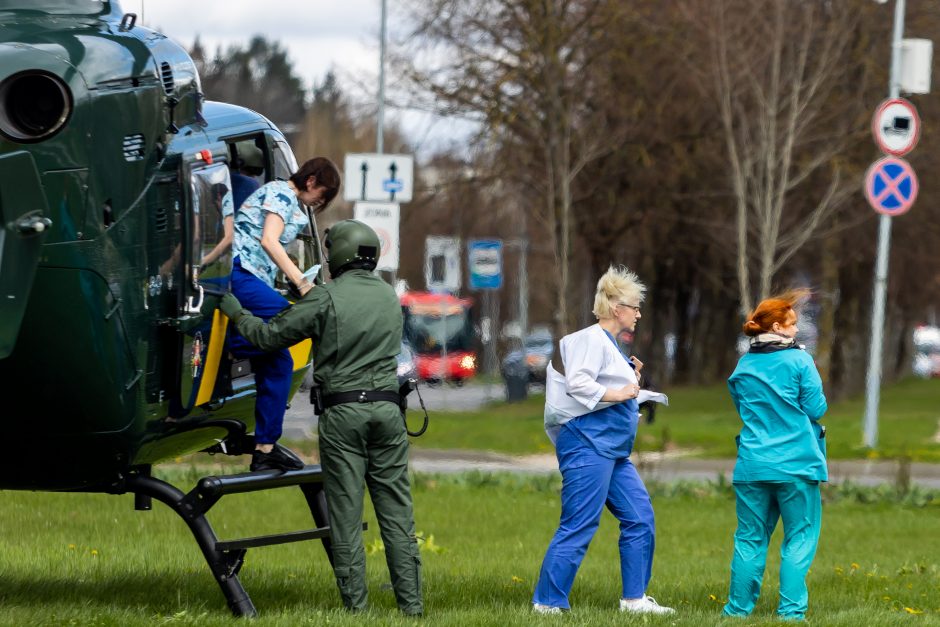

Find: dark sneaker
250;444;304;472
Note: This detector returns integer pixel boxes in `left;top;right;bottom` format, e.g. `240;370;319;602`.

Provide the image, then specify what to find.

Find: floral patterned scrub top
232;180;309;286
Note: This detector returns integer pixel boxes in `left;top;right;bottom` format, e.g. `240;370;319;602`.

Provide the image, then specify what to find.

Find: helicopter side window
271;139;298;181
190;164;235;292
228;138;267;209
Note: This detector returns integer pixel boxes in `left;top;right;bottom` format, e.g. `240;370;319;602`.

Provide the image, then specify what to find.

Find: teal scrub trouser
723;481;821;620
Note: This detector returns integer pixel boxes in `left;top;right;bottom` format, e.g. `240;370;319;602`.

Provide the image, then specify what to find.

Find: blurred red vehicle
400;291;477;384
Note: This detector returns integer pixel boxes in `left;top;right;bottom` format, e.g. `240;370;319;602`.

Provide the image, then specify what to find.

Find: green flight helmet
325;219;380;275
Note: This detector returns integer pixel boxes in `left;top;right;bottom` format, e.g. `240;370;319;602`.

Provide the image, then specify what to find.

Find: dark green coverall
231;269;422;614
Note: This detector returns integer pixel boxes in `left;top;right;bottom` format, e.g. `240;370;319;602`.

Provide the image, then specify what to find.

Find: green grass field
0;470;937;626
411;377;940;461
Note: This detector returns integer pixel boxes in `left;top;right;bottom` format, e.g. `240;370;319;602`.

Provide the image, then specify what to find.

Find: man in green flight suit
220;219;422;616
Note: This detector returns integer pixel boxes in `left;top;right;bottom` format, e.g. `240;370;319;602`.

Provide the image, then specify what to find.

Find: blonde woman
533;266;674;615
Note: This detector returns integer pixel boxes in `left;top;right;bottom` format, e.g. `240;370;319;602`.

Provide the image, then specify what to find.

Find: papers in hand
303;264;321;282
637;390;668;406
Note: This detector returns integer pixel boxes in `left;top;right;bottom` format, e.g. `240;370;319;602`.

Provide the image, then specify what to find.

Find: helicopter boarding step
123;462;357;618
194;468;367;552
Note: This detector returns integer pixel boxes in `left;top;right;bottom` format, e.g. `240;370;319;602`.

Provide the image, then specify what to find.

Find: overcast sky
121;0;473;156
124;0;383;89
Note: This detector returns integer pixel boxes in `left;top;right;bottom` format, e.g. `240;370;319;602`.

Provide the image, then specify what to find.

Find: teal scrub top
728;347;828;483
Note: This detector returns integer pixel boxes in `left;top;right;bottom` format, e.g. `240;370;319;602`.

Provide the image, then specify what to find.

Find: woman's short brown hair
290;157;341;210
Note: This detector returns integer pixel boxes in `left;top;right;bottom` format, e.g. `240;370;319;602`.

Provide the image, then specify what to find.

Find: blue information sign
383;179;403;192
468;239;503;290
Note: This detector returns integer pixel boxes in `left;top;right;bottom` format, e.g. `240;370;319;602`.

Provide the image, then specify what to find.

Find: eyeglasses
617;302;641;314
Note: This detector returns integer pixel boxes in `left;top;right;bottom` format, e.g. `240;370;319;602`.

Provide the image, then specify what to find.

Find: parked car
502;327;554;384
913;325;940;378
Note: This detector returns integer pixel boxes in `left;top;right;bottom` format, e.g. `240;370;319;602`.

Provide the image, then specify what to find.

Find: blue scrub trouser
229;262;293;445
533;427;655;609
723;481;822;620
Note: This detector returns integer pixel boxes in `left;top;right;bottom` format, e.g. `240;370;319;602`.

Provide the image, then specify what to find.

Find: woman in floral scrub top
229;157;340;472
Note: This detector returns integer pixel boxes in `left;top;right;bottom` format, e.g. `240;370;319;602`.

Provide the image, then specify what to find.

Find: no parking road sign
864;157;918;217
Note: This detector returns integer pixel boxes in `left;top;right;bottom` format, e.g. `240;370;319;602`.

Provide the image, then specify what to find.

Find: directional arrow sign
344;153;413;203
864;157;918;217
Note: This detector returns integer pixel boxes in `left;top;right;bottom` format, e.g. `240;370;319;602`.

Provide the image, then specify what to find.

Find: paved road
283;380;514;439
283;382;940;488
405;449;940;488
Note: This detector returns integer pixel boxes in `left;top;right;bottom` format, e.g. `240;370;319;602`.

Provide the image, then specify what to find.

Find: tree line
192;0;940;399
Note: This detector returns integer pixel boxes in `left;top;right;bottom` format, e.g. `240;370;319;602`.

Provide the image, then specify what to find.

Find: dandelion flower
851;563;860;570
903;607;923;615
68;544;76;550
90;549;99;556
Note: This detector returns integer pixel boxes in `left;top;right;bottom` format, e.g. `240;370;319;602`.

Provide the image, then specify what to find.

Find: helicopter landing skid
121;464;354;617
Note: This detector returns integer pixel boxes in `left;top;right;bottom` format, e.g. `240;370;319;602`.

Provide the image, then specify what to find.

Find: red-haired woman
723;290;828;621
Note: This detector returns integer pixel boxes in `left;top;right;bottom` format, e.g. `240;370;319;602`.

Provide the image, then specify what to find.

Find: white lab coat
544;324;639;443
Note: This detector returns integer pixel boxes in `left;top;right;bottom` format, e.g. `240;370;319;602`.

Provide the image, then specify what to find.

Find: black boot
250;444;304;471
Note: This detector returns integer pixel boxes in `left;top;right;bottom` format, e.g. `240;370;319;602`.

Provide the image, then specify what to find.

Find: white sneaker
533;603;564;614
619;595;675;615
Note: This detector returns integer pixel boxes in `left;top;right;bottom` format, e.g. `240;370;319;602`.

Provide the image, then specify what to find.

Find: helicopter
0;0;340;616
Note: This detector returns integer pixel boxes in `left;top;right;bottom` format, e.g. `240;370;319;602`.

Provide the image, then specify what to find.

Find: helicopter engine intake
0;70;72;143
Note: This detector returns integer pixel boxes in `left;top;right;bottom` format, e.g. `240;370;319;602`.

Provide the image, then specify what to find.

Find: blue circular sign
864;157;918;216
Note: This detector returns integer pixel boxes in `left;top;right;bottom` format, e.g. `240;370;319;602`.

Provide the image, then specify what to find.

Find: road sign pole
863;0;906;449
864;216;891;448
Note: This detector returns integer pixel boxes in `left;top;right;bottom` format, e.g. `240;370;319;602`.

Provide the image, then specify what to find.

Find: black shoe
250;444;304;472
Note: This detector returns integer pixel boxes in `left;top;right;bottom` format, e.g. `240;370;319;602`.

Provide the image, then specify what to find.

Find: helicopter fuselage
0;1;320;491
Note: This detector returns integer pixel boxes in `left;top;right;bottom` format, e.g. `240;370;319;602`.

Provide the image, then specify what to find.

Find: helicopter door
0;151;50;359
172;154;235;416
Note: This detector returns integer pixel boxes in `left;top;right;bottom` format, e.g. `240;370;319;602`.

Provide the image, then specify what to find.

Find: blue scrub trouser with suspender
533;426;655;609
229;260;293;445
723;481;822;620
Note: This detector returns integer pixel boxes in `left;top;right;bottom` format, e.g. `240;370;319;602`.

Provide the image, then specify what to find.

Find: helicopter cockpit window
271;139;298;181
3;1;107;14
190;164;234;292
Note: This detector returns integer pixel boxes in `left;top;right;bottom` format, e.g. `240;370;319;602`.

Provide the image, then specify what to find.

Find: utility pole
376;0;397;284
377;0;387;155
863;0;906;449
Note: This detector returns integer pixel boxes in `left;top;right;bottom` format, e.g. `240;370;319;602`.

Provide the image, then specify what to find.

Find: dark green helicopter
0;0;338;616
